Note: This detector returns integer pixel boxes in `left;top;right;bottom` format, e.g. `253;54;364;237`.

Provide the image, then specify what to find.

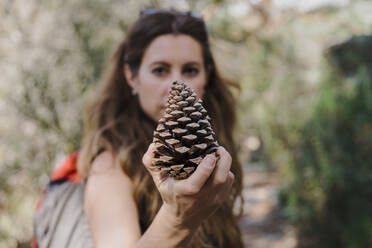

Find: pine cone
152;81;219;180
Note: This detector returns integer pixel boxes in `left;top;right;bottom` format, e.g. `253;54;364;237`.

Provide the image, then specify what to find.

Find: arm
84;152;194;248
85;146;234;248
84;152;141;247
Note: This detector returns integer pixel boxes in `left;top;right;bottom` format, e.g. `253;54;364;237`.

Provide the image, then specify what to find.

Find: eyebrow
149;61;202;67
150;61;170;67
183;62;202;67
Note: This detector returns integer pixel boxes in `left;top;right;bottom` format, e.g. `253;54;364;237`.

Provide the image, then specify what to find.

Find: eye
183;66;199;76
152;67;169;76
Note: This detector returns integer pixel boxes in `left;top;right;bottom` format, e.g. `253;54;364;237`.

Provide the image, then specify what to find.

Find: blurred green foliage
280;36;372;248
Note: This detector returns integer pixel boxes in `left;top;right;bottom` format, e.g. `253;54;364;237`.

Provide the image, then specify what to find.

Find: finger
176;154;216;195
228;171;235;181
213;147;232;185
227;171;235;189
142;143;159;173
142;143;170;188
215;172;235;204
225;172;235;194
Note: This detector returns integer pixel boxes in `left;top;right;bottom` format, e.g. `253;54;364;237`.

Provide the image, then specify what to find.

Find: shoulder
89;150;130;179
85;150;134;196
84;151;141;246
89;150;117;174
84;150;136;222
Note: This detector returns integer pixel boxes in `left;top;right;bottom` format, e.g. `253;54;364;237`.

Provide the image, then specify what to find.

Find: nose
162;80;173;97
161;70;183;106
170;69;184;84
163;70;184;93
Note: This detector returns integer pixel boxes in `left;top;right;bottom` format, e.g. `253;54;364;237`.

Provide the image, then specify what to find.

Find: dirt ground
239;164;297;248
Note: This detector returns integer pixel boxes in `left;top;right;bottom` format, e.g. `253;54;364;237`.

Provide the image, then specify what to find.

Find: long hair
78;9;243;248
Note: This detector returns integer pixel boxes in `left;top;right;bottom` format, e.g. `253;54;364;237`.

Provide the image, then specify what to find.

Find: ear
124;64;138;90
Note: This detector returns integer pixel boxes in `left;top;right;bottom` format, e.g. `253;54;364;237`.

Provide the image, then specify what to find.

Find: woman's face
125;34;208;122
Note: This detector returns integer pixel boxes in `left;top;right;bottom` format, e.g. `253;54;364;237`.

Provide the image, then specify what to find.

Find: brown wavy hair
78;9;243;248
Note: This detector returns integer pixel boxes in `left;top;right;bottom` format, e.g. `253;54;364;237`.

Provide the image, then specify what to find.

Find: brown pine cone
152;81;219;180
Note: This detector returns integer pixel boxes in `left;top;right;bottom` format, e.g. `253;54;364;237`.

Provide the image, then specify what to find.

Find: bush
280;36;372;248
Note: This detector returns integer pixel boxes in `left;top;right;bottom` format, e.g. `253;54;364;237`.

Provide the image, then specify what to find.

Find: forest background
1;0;372;247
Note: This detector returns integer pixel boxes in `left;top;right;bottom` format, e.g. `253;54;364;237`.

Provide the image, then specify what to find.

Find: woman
34;8;243;248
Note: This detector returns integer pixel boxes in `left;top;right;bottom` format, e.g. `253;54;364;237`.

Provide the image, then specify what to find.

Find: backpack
32;153;93;248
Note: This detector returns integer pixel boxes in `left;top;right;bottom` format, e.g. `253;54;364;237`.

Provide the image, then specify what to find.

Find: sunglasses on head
140;8;204;20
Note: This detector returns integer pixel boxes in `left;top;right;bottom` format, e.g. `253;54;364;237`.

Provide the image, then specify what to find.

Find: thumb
176;154;216;195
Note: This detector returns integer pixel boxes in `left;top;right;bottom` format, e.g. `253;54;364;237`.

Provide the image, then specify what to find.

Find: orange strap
51;152;82;183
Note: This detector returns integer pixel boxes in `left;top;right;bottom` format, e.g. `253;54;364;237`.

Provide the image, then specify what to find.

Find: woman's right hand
142;143;235;231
